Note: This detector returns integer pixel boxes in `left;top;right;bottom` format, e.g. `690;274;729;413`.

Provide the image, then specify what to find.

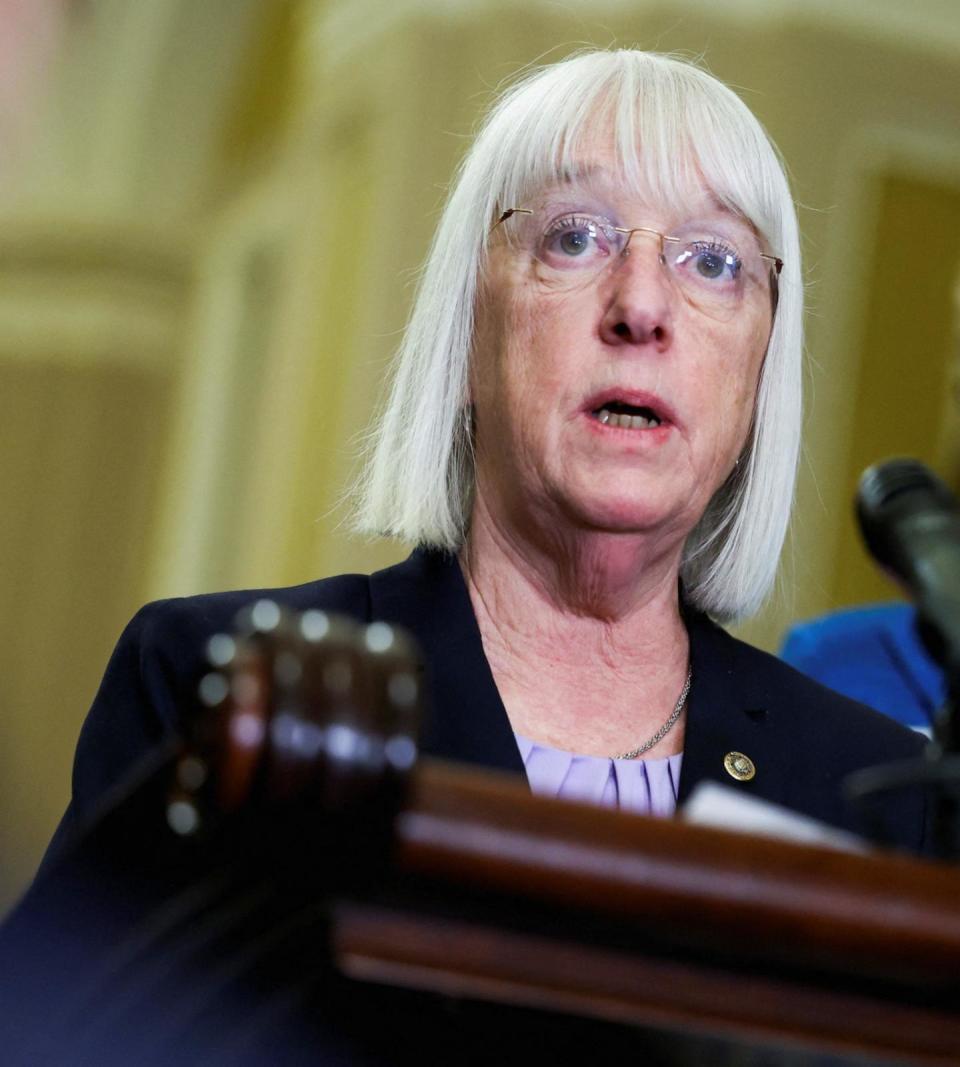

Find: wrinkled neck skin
460;477;691;757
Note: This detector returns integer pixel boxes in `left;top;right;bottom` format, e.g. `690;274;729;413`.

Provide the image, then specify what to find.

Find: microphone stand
845;602;960;861
925;619;960;858
844;458;960;860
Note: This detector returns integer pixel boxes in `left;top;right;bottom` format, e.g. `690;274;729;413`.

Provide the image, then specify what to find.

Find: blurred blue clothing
780;603;944;735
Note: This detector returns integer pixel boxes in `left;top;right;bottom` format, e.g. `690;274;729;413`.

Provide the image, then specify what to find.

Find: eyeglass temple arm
762;254;784;276
494;207;533;228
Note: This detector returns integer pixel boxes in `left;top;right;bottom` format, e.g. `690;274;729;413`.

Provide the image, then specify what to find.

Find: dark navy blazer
52;548;930;856
1;551;933;1063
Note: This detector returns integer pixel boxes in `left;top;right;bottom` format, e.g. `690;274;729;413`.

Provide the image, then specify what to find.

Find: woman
50;49;926;857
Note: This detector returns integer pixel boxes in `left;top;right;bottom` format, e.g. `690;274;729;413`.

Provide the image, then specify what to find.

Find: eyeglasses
494;206;782;321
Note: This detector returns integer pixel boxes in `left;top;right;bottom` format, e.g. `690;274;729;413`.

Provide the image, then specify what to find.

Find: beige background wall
2;0;960;909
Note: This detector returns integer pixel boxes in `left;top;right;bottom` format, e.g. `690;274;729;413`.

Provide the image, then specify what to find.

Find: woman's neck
461;497;691;757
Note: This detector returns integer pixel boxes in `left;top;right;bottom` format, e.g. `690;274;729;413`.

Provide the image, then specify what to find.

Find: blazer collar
369;548;524;775
369;548;786;807
678;610;789;808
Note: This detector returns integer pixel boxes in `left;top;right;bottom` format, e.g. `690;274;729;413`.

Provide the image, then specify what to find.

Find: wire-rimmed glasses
494;205;782;321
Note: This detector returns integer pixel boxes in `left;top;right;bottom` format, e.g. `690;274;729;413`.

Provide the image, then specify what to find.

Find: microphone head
856;457;958;573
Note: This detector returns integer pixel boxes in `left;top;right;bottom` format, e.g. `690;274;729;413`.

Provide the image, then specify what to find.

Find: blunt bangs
479;52;785;261
355;49;803;622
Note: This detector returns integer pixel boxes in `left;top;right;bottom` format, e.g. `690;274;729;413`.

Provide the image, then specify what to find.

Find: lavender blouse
514;733;683;817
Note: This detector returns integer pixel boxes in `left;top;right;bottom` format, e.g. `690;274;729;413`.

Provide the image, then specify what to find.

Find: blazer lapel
678;610;791;810
368;549;525;776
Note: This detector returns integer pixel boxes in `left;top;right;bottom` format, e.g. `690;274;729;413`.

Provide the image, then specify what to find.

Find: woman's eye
558;229;592;256
694;248;730;279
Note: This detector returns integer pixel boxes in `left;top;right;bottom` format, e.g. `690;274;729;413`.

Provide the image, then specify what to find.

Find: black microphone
857;458;960;685
852;459;960;846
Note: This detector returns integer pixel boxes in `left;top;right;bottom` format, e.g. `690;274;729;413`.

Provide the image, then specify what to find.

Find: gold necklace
610;666;692;760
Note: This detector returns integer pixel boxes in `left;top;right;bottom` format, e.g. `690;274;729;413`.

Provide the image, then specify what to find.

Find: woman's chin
560;492;683;538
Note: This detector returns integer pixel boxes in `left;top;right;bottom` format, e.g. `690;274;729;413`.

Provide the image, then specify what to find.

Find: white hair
355;49;803;623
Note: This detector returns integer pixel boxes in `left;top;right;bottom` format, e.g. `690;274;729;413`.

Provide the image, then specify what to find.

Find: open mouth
592;401;662;430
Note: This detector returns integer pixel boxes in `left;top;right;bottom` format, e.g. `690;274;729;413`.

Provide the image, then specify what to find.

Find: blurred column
0;0;280;910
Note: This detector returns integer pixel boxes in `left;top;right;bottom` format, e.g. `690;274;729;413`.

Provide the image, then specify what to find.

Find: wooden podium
2;753;960;1065
333;758;960;1066
5;605;959;1065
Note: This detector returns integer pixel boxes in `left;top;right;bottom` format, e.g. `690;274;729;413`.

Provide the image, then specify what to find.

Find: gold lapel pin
723;751;756;782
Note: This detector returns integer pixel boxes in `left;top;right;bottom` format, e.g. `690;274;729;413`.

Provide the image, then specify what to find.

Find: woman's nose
598;245;674;349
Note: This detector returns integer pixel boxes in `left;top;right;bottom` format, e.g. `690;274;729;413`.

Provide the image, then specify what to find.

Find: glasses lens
506;209;625;291
663;237;751;319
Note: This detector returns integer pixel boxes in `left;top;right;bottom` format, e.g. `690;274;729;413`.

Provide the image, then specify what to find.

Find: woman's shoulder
686;614;929;849
63;567;395;835
691;610;927;759
125;547;444;656
130;571;372;644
